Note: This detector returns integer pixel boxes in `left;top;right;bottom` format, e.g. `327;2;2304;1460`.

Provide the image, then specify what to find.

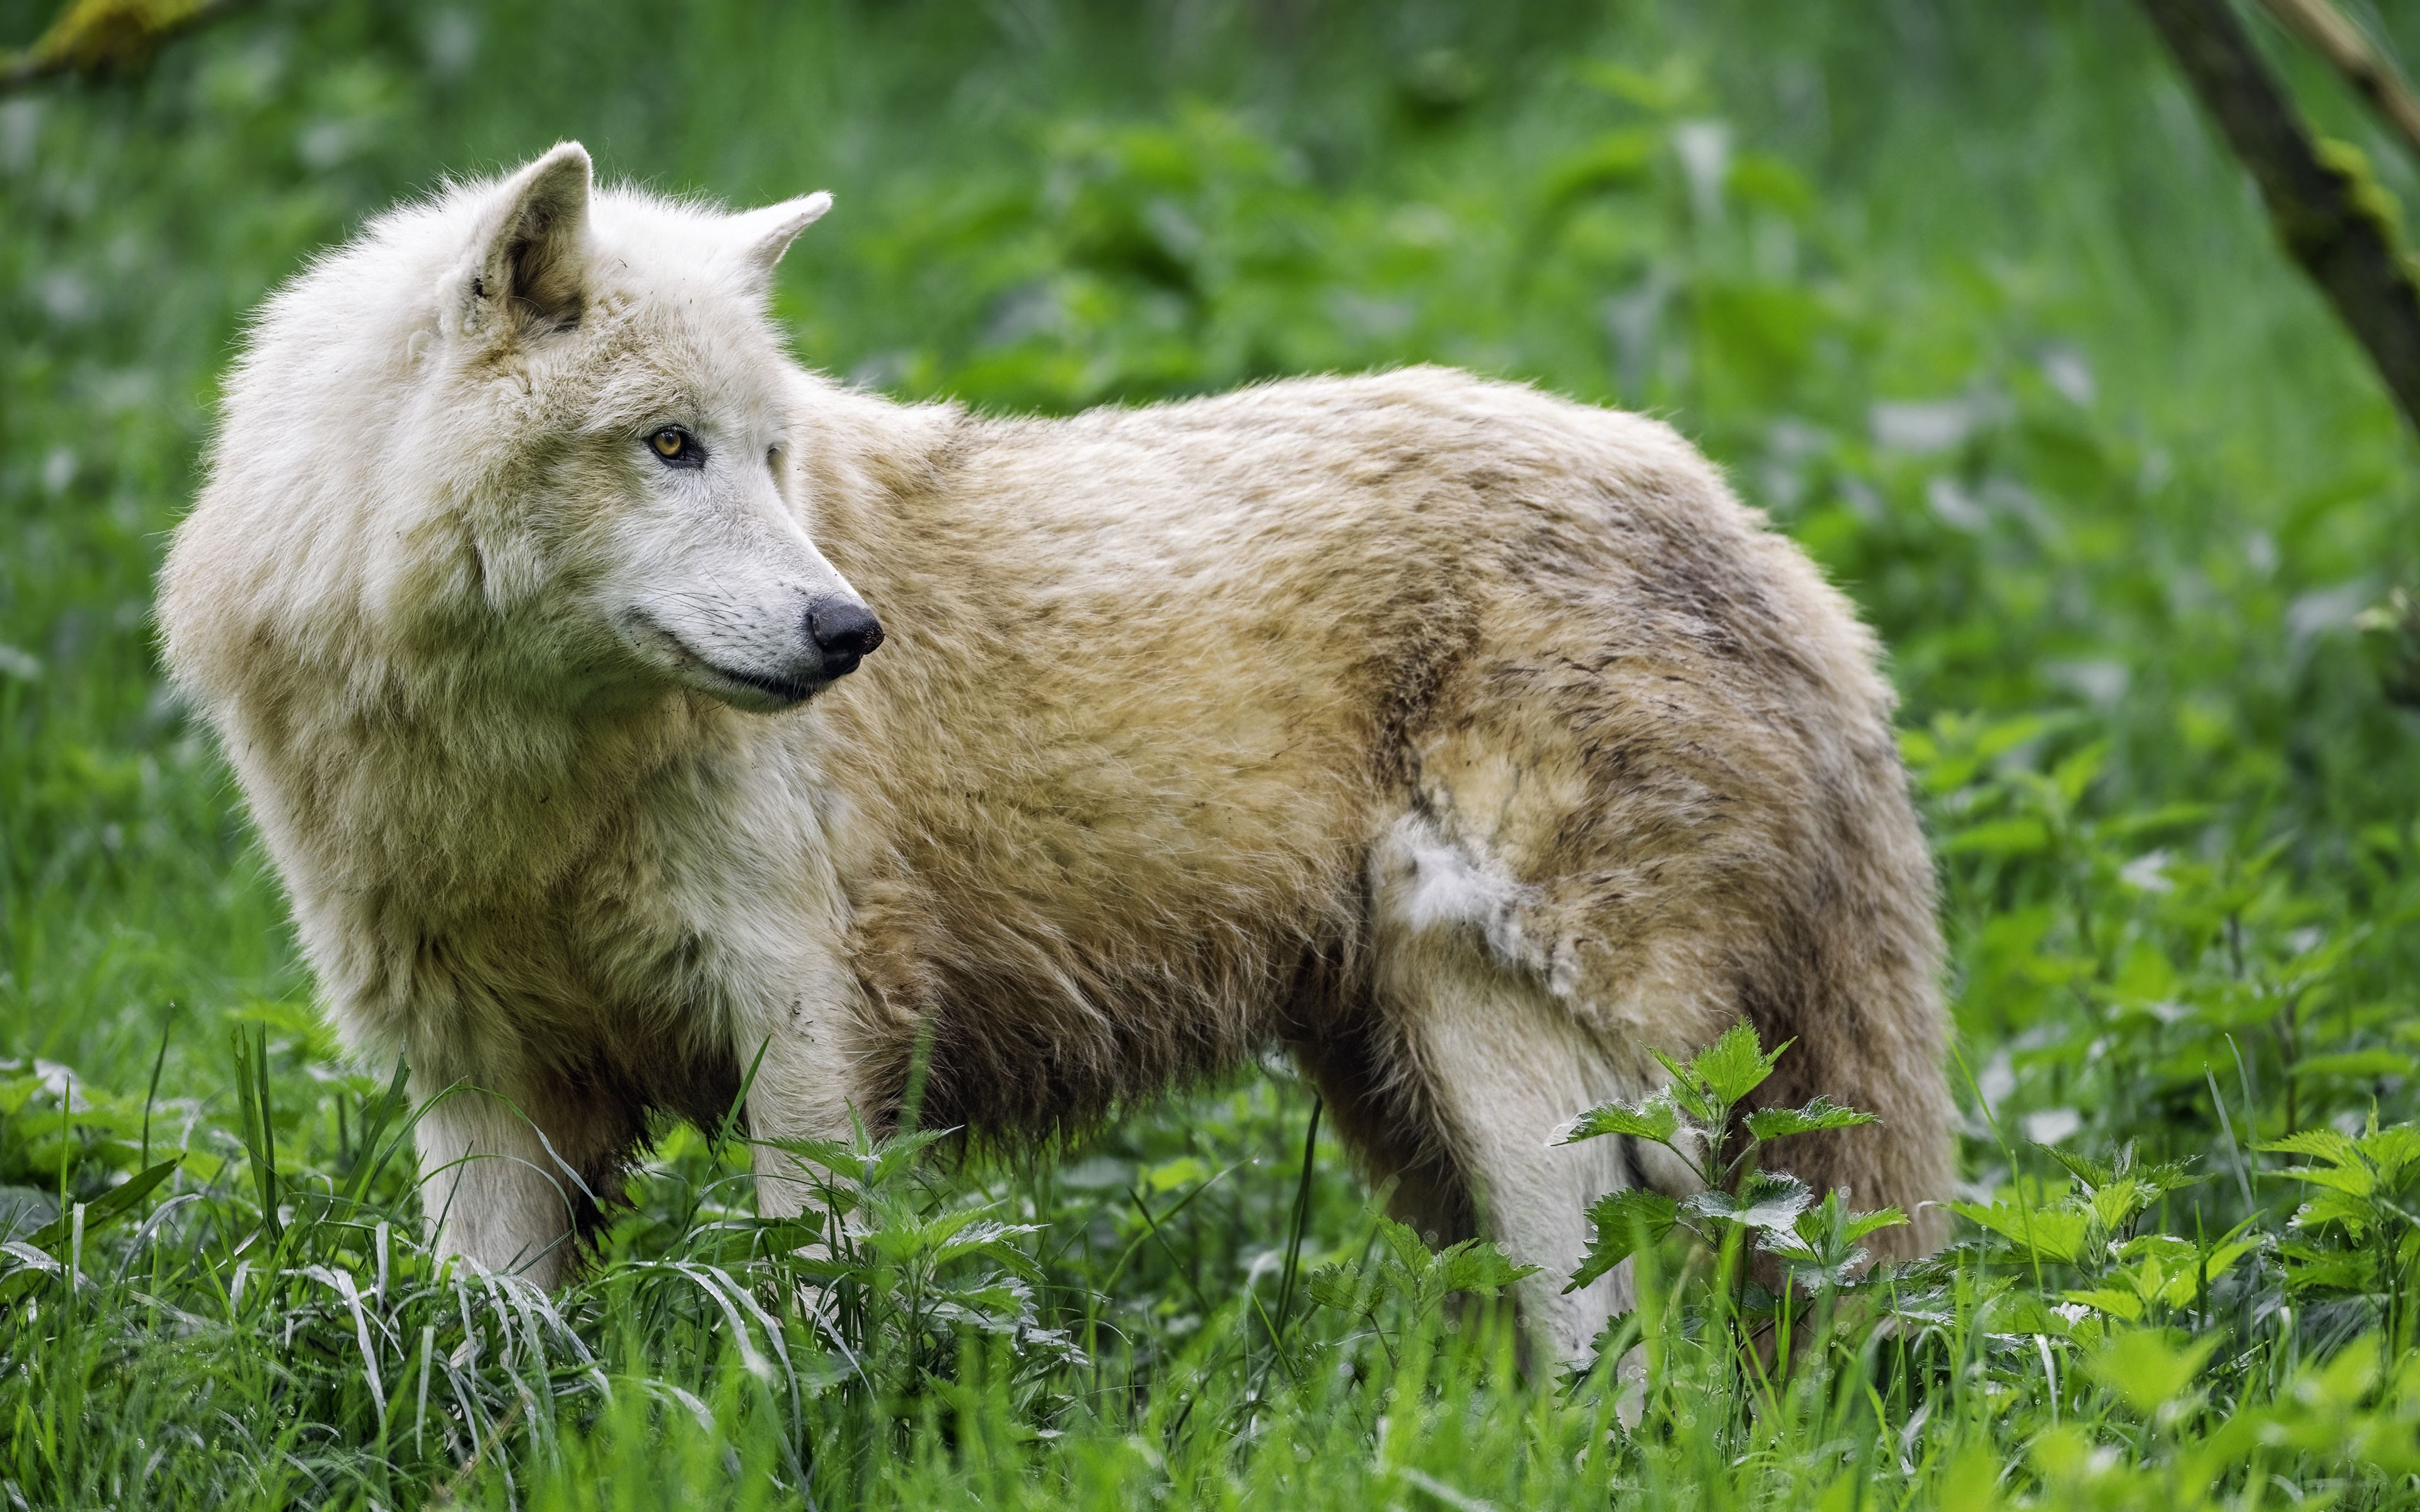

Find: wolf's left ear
726;193;833;289
452;141;593;343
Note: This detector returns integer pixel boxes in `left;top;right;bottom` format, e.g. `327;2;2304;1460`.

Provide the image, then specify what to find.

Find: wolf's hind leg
1375;937;1667;1366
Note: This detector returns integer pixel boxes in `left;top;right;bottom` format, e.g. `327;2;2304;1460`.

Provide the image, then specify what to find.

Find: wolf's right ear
725;192;833;289
447;142;593;345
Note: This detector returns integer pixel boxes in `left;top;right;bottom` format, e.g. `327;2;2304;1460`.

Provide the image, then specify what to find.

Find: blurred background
18;3;2420;1503
8;0;2420;1373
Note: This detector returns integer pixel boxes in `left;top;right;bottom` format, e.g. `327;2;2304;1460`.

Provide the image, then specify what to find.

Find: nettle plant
1555;1024;1906;1349
2266;1113;2420;1348
739;1117;1086;1423
1951;1142;2259;1344
1304;1215;1538;1366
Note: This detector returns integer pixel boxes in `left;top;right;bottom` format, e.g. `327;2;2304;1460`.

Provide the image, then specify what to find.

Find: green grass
11;0;2420;1504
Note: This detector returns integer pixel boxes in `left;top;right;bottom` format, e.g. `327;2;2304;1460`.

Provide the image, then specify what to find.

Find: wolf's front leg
416;1086;586;1287
738;989;876;1221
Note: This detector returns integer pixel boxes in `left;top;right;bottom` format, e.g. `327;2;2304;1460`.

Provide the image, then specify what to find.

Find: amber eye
647;426;702;468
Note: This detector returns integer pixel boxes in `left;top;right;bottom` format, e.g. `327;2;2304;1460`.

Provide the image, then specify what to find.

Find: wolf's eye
647;427;702;468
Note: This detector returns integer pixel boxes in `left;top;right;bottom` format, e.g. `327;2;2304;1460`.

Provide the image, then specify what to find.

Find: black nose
805;597;884;676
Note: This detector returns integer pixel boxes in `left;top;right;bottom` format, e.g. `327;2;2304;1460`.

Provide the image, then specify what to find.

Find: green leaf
1559;1096;1683;1147
2087;1177;2153;1234
1727;152;1816;220
2045;1142;2203;1203
337;1057;413;1207
1838;1206;1910;1244
1567;1188;1680;1292
1305;1262;1382;1313
931;1217;1045;1275
2051;740;2107;805
2200;1234;2260;1286
761;1132;867;1176
2295;1190;2376;1235
1689;1022;1790;1104
20;1159;177;1254
928;1282;1037;1334
2125;1230;2258;1309
1933;1445;2015;1512
2278;1239;2377;1293
1944;818;2051;856
2100;803;2217;839
2038;1145;2116;1191
2087;1329;2218;1419
2261;1128;2362;1166
1537;130;1659;214
2123;1158;2205;1198
1952;1199;2090;1265
1760;1189;1906;1288
761;1122;955;1189
1375;1215;1432;1273
2360;1122;2420;1183
1143;1155;1209;1194
1744;1096;1876;1142
866;1125;959;1186
1684;1169;1812;1232
1575;58;1700;112
2066;1286;2145;1322
1647;1048;1719;1124
0;1160;180;1302
2278;1165;2378;1200
1430;1239;1539;1298
2298;1333;2384;1413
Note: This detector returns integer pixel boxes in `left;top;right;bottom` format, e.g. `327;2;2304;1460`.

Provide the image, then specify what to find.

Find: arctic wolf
160;142;1951;1360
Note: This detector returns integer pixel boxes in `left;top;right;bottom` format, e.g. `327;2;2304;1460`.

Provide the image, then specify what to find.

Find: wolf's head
165;141;879;725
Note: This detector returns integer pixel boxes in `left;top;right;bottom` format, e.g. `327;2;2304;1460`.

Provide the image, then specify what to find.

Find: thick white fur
160;145;1953;1362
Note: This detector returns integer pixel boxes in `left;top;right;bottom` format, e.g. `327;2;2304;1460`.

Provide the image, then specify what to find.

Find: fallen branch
2139;0;2420;435
0;0;249;96
2257;0;2420;166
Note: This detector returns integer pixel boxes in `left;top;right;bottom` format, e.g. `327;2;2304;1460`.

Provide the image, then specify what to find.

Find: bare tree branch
0;0;250;97
2257;0;2420;166
2139;0;2420;435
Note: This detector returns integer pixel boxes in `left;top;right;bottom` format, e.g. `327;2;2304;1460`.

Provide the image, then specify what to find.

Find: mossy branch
2138;0;2420;436
0;0;249;96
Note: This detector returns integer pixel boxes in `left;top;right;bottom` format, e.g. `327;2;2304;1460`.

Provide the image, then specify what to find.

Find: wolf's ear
725;193;833;289
452;142;593;343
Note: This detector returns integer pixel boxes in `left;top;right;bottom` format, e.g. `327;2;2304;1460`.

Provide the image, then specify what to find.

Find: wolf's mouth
626;612;824;711
696;657;823;706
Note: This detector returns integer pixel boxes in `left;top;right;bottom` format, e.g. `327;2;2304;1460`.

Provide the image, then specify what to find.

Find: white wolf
160;143;1951;1360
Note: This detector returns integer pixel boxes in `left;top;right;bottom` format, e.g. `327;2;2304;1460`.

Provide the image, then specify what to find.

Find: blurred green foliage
12;0;2420;1504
